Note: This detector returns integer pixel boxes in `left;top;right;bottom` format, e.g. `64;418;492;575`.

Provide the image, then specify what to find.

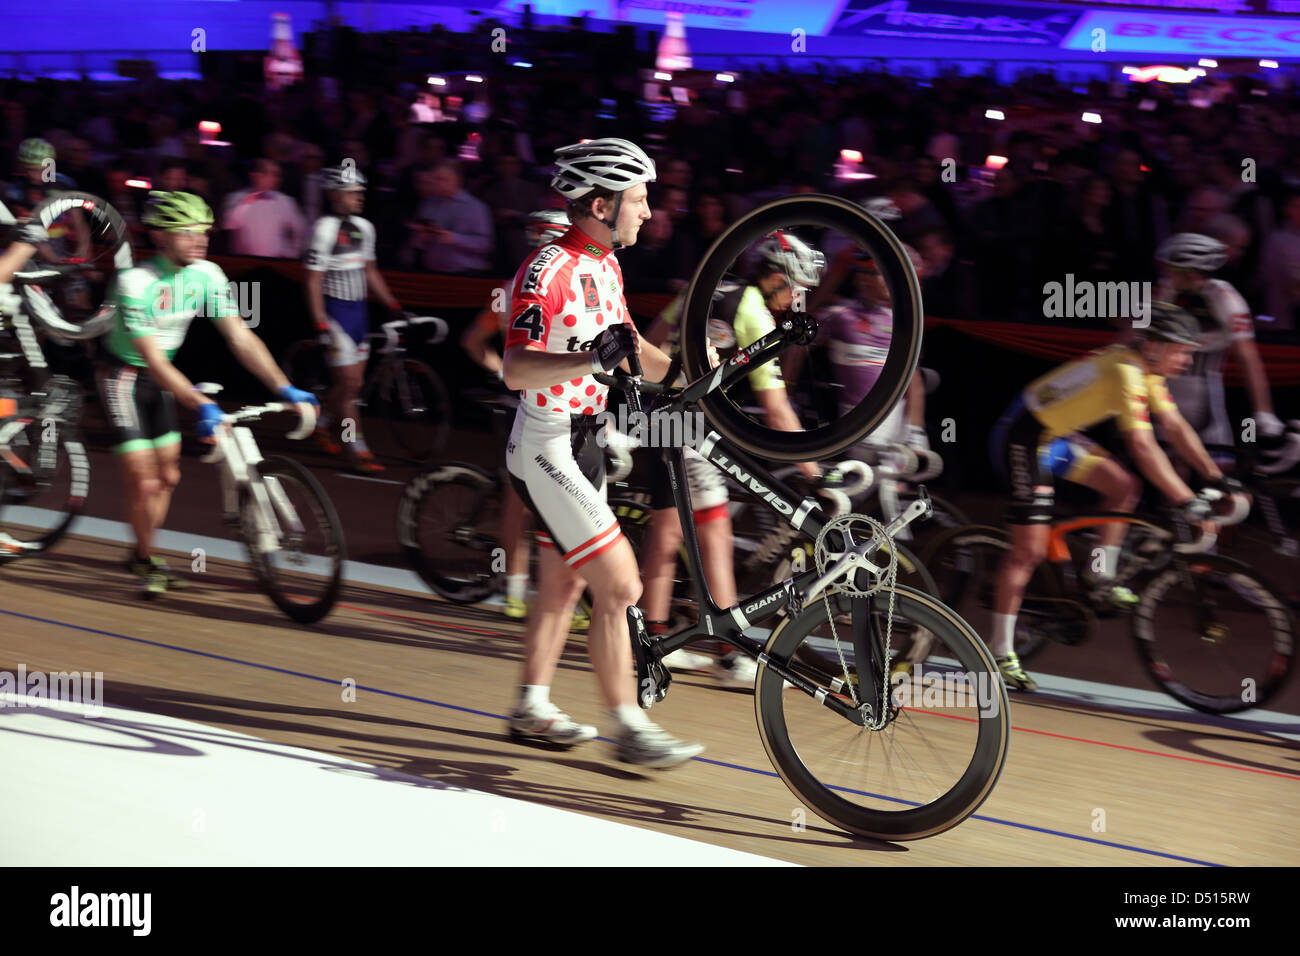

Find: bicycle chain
814;512;899;730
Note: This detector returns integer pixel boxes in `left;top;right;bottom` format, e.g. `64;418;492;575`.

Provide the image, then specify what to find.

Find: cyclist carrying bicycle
304;165;404;474
99;191;318;597
640;230;827;685
460;208;589;630
988;303;1230;690
501;138;702;768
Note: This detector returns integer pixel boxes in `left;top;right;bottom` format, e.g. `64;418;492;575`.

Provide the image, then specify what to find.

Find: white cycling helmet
525;209;570;248
1156;233;1227;273
757;231;825;289
550;138;656;200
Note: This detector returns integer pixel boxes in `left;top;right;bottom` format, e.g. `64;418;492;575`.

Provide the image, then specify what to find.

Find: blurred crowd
4;22;1300;335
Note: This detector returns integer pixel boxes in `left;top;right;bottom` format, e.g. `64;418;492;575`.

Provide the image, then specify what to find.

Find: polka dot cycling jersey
504;226;633;423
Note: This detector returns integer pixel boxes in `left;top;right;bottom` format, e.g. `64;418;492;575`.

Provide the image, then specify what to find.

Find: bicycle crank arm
803;542;887;604
627;606;672;709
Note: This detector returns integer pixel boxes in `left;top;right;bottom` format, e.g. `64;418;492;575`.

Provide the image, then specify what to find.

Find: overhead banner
828;0;1084;44
1061;10;1300;54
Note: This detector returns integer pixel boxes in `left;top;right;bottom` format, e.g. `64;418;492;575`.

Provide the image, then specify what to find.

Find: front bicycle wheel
241;456;346;624
0;415;88;564
679;195;923;462
373;359;451;463
397;463;503;603
1133;554;1294;714
755;585;1009;840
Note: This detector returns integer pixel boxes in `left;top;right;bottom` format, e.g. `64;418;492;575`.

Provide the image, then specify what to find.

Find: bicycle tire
1132;553;1295;714
755;585;1009;840
0;420;89;564
679;195;923;462
240;455;346;624
376;358;451;463
398;463;502;603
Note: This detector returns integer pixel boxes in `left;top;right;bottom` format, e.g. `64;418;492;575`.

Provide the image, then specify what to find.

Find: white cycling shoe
663;648;713;672
613;722;704;769
507;702;598;748
713;652;758;689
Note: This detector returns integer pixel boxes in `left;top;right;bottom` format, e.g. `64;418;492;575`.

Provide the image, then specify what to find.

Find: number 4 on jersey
513;304;546;342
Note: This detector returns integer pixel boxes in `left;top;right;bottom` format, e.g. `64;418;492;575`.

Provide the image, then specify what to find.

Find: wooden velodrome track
2;423;1298;866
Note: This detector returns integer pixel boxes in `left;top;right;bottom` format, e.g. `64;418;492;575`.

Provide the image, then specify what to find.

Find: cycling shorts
506;410;623;569
324;297;369;368
989;396;1112;524
649;446;730;519
95;360;180;454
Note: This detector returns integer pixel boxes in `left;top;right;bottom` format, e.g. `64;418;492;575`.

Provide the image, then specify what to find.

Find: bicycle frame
199;396;316;555
603;324;931;719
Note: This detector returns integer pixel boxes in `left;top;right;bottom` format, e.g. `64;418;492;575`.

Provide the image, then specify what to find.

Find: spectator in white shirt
222;158;308;258
410;92;443;125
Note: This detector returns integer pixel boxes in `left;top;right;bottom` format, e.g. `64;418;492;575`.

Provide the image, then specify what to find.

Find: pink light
125;178;152;189
198;121;221;134
840;149;863;163
986;155;1008;169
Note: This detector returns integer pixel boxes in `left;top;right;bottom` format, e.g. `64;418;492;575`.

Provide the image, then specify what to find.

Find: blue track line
0;606;1224;865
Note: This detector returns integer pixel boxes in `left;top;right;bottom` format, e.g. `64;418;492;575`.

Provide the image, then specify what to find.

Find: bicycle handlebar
197;401;317;462
379;314;449;350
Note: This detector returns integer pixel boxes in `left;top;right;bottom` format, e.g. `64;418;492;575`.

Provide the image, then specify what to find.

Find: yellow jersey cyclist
640;230;826;685
988;303;1231;691
501;138;703;768
99;191;319;597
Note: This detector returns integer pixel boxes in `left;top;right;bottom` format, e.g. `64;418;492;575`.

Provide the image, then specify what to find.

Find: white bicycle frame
195;383;316;556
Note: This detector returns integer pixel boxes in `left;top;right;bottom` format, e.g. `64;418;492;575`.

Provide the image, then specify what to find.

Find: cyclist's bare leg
575;536;642;709
329;361;366;448
640;508;682;622
642;508;736;616
520;544;584;687
148;442;182;534
1071;457;1141;553
502;483;530;576
993;523;1051;619
117;449;163;559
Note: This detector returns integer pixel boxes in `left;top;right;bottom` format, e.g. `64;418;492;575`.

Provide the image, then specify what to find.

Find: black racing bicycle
598;195;1009;841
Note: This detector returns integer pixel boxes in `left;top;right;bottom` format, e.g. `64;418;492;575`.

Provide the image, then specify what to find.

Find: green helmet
18;138;54;167
1136;301;1202;347
142;191;214;230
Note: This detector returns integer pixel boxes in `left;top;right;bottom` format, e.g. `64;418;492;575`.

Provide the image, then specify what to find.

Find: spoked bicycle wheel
240;455;346;623
397;463;503;603
0;408;89;564
755;585;1009;840
679;195;923;463
1133;554;1294;714
371;359;451;463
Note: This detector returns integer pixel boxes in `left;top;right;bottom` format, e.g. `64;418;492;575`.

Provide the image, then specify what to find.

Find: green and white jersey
105;256;239;367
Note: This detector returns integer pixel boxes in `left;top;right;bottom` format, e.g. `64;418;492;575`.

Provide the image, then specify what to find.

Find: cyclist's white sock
990;613;1017;657
519;684;549;712
506;574;528;602
1095;545;1122;581
613;704;651;731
